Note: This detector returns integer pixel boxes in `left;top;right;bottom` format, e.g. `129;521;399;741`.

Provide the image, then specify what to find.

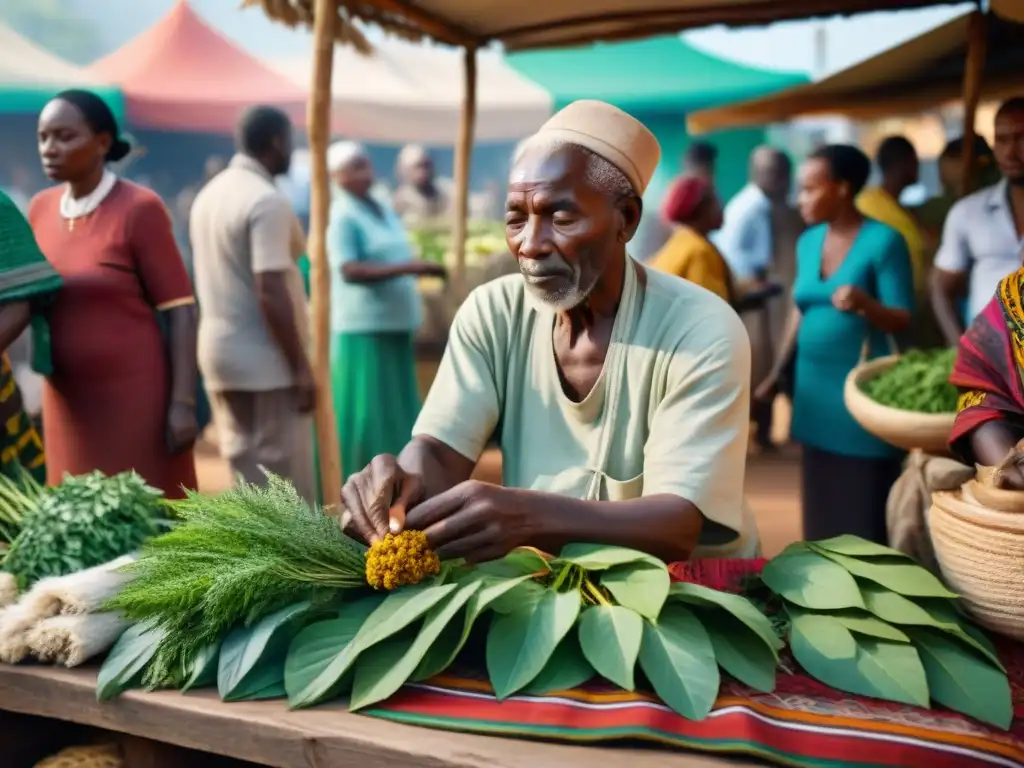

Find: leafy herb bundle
3;471;164;590
105;475;367;688
0;468;46;550
863;348;958;413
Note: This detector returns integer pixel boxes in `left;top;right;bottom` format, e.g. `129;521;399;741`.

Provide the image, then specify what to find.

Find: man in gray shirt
190;106;315;502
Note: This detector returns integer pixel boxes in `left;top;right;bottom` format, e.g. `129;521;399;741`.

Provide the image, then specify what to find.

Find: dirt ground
195;399;802;558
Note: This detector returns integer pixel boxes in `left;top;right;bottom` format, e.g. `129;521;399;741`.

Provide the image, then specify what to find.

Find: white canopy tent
268;39;553;144
0;23;101;86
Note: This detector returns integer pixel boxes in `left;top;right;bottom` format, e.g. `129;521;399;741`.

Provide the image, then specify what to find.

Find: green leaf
638;605;719;720
284;596;383;707
789;609;929;708
811;548;958;599
829;610;910;643
181;642;220;692
503;548;552;574
350;581;481;710
522;631;594;695
601;562;670;619
578;604;643;690
218;601;311;702
906;627;1013;730
96;621;165;701
761;549;864;610
957;622;1005;671
486;588;581;699
699;608;776;693
489;578;547;614
811;535;911;559
669;581;782;653
413;574;532;681
557;543;663;571
288;584;454;708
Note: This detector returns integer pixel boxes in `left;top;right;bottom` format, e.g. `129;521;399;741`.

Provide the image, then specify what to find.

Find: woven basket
33;744;122;768
844;354;955;455
929;489;1024;641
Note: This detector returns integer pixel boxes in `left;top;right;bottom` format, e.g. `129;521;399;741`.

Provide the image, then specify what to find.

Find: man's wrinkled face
994;106;1024;185
505;144;627;310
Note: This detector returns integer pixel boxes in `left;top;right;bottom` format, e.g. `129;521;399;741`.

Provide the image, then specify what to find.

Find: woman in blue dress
757;145;914;543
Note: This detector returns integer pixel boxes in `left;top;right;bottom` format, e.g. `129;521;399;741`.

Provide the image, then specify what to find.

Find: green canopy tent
506;36;808;257
0;22;122;118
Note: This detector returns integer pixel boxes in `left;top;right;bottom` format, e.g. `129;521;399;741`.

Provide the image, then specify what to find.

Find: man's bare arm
930;267;967;347
255;271;308;376
397;435;477;500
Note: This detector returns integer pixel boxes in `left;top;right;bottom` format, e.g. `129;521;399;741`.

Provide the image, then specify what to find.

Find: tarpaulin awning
87;0;307;134
269;39;552;145
686;10;1024;133
0;23;122;118
506;35;806;114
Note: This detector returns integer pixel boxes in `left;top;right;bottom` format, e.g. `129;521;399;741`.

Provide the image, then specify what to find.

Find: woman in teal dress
326;142;447;480
758;145;913;543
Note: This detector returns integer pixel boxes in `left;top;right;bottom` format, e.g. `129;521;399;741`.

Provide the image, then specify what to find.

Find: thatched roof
246;0;973;51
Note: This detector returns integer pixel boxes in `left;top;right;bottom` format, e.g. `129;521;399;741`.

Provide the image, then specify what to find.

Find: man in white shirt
931;98;1024;345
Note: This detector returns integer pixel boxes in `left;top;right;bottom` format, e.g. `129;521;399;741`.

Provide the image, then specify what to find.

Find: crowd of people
0;85;1022;565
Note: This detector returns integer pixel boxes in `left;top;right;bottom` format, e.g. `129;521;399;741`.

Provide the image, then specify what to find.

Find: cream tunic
413;257;760;558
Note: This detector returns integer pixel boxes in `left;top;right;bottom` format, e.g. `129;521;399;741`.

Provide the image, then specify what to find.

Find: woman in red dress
28;90;198;497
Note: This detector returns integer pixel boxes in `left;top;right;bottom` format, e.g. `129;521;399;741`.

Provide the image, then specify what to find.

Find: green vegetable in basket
862;348;958;414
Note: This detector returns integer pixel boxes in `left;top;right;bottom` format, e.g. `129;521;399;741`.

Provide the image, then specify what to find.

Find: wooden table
0;665;761;768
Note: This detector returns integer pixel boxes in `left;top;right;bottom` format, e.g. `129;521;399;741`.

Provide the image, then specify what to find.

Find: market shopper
28;90;198;497
0;190;62;483
392;144;452;227
327;141;446;482
757;144;913;544
338;100;758;564
931;98;1024;346
190;106;315;502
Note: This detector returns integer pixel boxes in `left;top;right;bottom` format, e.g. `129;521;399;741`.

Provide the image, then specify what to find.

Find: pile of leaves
409;221;507;269
761;536;1012;730
3;471;165;590
0;469;47;552
862;348;959;414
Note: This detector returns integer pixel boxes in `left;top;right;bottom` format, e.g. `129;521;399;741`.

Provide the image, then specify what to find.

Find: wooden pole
307;0;343;511
451;45;478;299
959;11;988;198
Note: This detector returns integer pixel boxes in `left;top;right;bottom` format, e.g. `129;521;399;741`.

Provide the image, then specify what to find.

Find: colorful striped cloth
366;559;1024;767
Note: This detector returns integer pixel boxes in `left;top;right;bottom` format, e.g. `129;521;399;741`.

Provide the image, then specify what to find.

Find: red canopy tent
86;0;308;134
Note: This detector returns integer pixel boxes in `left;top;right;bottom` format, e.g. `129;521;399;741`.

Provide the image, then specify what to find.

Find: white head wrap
327;141;367;173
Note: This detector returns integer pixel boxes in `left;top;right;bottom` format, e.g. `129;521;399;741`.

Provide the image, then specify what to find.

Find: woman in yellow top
648;175;732;302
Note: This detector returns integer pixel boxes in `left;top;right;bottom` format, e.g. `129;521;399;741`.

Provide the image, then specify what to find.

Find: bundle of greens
862;348;959;413
761;536;1012;729
3;471;164;590
104;476;370;688
0;468;46;551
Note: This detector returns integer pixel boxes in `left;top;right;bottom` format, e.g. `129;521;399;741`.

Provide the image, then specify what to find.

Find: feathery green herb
105;475;368;688
862;348;958;414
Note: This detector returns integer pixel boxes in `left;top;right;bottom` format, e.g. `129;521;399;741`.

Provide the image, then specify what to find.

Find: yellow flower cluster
365;530;440;590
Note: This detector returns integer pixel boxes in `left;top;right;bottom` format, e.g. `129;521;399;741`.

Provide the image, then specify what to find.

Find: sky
62;0;973;79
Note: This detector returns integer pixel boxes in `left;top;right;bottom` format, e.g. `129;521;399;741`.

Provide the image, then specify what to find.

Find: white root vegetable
0;602;36;663
0;572;17;608
19;554;136;618
26;612;130;667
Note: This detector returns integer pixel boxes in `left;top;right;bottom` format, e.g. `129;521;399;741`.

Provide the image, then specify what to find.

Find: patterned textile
0;353;44;484
949;266;1024;458
366;558;1024;767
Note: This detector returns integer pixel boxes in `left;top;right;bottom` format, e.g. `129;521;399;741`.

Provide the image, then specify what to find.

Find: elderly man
339;100;757;564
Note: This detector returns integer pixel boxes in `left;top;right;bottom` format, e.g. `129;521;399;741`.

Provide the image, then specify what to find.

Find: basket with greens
95;477;1011;733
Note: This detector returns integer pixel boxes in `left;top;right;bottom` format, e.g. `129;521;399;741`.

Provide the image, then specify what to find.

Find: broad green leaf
283;595;384;707
601;563;670;619
789;610;929;708
523;631;594;695
700;608;776;693
478;548;550;578
578;604;643;690
489;578;547;614
811;535;911;559
557;543;663;571
486;588;581;699
829;610;910;643
906;627;1013;730
859;584;1002;669
638;605;719;720
413;574;532;681
350;581;481;710
96;621;165;701
670;581;782;653
181;642;220;692
218;601;311;701
812;548;958;599
761;550;864;610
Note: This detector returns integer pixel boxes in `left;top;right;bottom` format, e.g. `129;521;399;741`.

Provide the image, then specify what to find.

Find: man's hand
405;480;538;563
340;454;424;543
166;400;199;454
831;285;870;314
413;261;448;279
294;363;317;414
754;375;778;403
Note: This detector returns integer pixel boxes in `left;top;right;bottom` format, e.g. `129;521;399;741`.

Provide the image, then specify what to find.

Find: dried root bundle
26;612;130;667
